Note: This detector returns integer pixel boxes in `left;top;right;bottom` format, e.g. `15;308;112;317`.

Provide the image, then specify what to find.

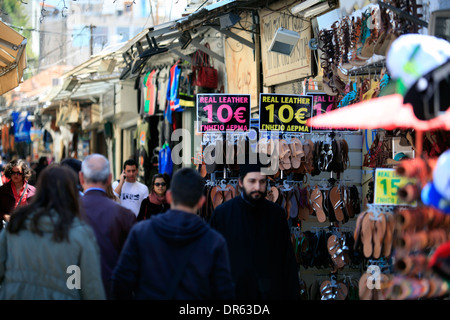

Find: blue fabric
158;143;173;176
111;210;235;300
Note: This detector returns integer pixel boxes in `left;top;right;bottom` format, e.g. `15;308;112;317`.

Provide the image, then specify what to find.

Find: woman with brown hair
0;164;105;299
137;173;170;221
0;159;36;228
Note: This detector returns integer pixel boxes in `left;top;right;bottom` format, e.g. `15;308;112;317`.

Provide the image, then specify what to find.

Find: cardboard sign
374;168;417;206
259;93;312;133
197;94;251;132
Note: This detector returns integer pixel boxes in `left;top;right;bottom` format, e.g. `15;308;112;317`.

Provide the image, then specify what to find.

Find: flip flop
310;186;326;223
211;186;224;209
335;281;348;300
373;213;387;259
279;139;292;170
329;186;345;222
297;187;310;221
290;187;300;219
361;212;375;258
342;185;355;218
327;234;345;269
223;184;235;202
358;273;373;300
289;138;304;169
382;213;395;257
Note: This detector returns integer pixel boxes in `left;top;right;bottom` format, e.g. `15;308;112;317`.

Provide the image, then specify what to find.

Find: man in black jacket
111;168;234;300
210;157;300;300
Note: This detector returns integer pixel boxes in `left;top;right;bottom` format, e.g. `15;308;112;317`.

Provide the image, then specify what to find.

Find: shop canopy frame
0;20;27;96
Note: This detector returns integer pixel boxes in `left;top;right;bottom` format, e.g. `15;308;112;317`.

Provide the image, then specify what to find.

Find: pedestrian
34;156;48;181
137;173;170;221
111;168;235;300
0;159;36;229
210;156;300;299
112;159;149;218
79;154;136;299
0;165;106;299
105;183;120;202
61;157;83;194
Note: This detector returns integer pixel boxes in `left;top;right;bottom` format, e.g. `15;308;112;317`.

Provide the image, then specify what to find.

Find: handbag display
191;43;218;89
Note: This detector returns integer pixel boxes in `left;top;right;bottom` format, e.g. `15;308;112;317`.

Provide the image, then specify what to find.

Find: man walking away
79;154;136;299
111;168;235;300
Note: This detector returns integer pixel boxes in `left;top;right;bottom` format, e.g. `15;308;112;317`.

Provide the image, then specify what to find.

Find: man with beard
210;156;300;300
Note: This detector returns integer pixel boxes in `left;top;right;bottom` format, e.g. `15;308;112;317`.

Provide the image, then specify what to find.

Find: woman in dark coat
137;173;170;221
0;159;36;229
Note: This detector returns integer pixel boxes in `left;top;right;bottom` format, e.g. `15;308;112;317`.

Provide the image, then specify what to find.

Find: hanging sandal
279;139;292;171
330;186;345;222
289;138;304;169
310;186;326;223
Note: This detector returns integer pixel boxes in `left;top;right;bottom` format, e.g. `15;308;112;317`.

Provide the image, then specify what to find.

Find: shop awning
0;20;27;95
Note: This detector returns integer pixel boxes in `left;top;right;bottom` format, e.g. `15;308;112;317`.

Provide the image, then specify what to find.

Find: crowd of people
0;153;300;300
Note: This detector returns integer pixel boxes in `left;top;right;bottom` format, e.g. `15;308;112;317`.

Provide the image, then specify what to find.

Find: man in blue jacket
111;167;235;300
79;154;136;299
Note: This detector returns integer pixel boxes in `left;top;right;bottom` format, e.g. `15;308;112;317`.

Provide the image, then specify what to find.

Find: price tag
259;93;312;133
374;168;417;206
307;92;358;132
197;94;250;132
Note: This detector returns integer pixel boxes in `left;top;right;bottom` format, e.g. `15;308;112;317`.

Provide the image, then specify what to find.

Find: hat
239;153;268;178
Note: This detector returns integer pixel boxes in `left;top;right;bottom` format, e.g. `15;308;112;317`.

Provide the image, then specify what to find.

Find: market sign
259;93;312;133
374;168;417;206
197;94;250;132
307;92;358;131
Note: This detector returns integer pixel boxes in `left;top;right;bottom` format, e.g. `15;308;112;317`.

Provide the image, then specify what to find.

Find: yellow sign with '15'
374;168;417;206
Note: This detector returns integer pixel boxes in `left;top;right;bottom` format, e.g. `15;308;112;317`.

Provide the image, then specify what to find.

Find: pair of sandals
327;234;350;270
358;270;390;300
293;230;361;270
310;185;359;224
320;276;349;300
209;184;237;209
354;210;395;259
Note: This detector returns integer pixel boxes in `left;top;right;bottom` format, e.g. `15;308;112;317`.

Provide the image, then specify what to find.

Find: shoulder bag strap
165;240;198;299
17;182;28;206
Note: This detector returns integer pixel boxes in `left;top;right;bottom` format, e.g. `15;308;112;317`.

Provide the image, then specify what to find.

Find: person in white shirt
112;159;149;217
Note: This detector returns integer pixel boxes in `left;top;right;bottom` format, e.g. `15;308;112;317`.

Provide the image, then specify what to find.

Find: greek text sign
259;93;312;133
374;168;417;206
197;94;250;132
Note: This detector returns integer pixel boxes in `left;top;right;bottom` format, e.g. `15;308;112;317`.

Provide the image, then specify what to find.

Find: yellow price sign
259;93;312;133
374;168;417;206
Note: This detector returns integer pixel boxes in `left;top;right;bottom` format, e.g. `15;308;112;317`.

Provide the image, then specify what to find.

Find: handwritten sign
197;94;250;132
259;93;312;133
374;168;417;206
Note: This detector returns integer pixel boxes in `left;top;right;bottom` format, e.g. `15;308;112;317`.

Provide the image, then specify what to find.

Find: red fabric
11;182;28;209
307;94;450;131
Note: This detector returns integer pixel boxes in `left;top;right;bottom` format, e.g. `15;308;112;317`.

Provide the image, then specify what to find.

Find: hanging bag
191;43;218;89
